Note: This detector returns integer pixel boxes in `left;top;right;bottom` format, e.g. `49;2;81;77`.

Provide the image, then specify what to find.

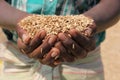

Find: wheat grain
18;15;94;38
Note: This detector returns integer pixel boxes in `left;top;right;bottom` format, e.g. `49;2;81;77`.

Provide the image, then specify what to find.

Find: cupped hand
16;26;48;58
38;24;97;67
17;26;63;67
58;25;96;59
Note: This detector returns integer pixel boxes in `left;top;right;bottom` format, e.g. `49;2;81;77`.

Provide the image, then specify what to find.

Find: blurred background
0;19;120;80
101;19;120;80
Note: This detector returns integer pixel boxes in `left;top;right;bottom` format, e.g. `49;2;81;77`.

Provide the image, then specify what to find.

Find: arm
83;0;120;33
0;0;28;30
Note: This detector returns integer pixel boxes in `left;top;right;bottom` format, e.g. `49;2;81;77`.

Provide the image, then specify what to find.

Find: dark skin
0;0;120;67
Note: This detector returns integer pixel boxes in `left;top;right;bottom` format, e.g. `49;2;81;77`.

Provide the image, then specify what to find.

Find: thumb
16;26;31;45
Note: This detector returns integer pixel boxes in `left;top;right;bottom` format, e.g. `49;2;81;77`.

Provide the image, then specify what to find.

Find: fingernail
22;34;30;44
48;37;53;44
48;36;56;44
22;34;27;42
51;52;58;57
59;33;67;41
85;28;92;36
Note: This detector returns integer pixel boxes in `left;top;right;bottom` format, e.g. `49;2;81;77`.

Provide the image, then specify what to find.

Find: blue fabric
26;0;44;14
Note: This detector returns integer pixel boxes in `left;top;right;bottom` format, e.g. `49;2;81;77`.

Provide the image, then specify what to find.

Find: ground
0;19;120;80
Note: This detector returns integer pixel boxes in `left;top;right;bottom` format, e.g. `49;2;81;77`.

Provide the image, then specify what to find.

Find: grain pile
18;15;94;38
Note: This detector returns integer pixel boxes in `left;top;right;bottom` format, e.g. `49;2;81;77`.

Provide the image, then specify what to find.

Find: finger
69;29;96;51
26;30;46;53
58;33;87;58
28;35;57;59
41;47;62;67
17;30;46;54
17;38;28;54
41;47;60;64
39;58;58;67
84;23;96;36
16;26;31;45
54;41;75;62
30;30;46;47
48;59;61;67
42;41;75;65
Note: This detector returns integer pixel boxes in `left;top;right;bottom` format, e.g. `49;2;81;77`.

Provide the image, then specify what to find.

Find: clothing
0;41;104;80
0;0;105;80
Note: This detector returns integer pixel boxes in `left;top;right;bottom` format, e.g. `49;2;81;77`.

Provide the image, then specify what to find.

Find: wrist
15;12;30;29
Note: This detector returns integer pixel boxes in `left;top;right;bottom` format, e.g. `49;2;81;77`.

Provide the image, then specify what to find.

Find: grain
72;44;75;50
18;15;94;38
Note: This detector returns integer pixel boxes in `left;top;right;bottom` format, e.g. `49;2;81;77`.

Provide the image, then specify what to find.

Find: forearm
0;0;29;30
83;0;120;33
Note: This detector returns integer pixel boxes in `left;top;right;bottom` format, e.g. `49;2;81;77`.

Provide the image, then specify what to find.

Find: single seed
72;44;75;50
55;55;59;60
67;34;71;38
40;48;43;54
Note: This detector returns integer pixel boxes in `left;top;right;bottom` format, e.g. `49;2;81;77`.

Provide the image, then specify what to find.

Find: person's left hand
39;28;97;67
39;23;97;67
16;26;73;67
57;26;97;60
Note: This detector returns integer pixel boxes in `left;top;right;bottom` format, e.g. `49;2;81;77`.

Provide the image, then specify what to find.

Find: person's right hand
16;26;60;67
16;26;46;58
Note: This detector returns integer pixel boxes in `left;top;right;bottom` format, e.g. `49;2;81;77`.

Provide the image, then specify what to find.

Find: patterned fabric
0;0;105;80
0;41;104;80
